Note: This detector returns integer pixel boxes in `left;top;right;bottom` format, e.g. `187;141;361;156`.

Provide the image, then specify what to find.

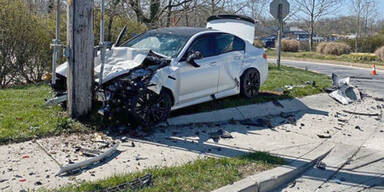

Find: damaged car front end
51;47;174;128
99;52;173;128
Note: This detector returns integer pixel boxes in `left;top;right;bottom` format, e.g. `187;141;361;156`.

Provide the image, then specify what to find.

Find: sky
331;0;384;19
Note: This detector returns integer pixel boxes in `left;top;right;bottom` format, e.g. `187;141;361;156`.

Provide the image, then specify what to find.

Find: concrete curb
268;58;384;70
167;94;328;126
212;149;332;192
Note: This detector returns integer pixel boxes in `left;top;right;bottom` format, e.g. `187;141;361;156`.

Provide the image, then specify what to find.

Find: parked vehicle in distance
52;15;268;128
261;35;277;48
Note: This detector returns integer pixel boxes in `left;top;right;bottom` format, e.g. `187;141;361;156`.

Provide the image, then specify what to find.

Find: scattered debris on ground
57;143;119;176
209;129;233;141
284;85;306;90
342;110;381;117
102;174;152;192
317;134;332;139
239;118;272;128
316;161;327;170
328;73;361;105
305;80;316;87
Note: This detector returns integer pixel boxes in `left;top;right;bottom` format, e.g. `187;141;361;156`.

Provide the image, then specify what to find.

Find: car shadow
170;91;294;117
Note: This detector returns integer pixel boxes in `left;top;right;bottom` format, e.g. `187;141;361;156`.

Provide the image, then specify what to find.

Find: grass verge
172;63;331;116
1;64;331;143
0;84;88;144
55;152;284;192
265;49;384;66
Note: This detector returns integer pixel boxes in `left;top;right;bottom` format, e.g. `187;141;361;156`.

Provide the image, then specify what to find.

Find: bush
0;0;53;87
375;46;384;61
298;41;310;51
316;42;351;55
316;42;327;54
346;35;384;53
279;39;299;52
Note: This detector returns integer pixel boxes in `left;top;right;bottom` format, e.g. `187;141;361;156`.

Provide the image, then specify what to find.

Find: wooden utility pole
66;0;94;118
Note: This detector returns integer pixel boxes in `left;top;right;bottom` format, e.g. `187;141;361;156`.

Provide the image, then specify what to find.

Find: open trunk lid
206;15;256;44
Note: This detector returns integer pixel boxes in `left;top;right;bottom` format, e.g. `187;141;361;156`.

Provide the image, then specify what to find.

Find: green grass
54;152;284;192
265;49;384;66
0;84;87;144
172;63;331;116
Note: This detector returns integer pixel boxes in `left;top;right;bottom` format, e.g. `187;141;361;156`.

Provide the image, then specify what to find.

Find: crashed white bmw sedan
53;15;268;128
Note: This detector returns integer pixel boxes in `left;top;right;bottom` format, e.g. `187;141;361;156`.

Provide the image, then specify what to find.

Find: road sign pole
270;0;290;70
277;19;282;69
277;4;283;69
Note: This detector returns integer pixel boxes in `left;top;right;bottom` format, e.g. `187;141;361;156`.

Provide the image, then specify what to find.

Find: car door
177;34;220;103
216;35;245;92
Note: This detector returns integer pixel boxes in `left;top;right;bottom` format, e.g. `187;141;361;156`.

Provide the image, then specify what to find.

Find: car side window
233;36;245;51
187;34;215;58
213;34;234;54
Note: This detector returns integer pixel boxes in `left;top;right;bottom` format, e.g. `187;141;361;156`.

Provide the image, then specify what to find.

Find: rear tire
240;68;260;99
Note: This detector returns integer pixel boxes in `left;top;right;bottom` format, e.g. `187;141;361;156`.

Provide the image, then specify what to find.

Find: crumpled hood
56;47;151;84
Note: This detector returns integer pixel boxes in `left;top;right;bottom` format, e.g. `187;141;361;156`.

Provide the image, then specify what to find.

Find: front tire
132;89;172;128
240;69;260;99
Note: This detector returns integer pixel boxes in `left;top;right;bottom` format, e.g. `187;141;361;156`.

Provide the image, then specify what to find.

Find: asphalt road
269;59;384;98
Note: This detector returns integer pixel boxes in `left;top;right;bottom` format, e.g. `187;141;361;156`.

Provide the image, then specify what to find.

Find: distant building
284;27;323;42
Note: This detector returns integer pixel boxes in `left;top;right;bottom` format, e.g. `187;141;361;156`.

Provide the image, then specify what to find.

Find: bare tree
126;0;192;29
106;0;122;41
246;0;269;20
362;0;377;34
351;0;377;52
292;0;343;51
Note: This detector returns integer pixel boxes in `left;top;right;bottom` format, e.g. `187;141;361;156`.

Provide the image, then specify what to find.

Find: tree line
0;0;383;87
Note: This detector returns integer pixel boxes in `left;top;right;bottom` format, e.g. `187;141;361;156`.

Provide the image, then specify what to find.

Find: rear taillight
263;53;267;59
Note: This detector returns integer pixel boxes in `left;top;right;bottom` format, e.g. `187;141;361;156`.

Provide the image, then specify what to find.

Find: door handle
209;62;217;66
234;56;241;60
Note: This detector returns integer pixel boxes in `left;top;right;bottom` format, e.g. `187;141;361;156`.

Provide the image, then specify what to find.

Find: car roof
147;27;215;38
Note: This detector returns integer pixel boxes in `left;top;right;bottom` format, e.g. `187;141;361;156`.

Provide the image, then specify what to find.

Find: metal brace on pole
50;0;62;85
98;0;106;86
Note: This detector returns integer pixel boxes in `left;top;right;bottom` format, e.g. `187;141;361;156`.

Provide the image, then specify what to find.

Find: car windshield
123;32;190;58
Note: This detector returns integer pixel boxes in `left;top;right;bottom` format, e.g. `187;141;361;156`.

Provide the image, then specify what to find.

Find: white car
53;15;268;128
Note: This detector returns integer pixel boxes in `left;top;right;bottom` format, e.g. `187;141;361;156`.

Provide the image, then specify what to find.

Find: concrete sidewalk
0;94;383;191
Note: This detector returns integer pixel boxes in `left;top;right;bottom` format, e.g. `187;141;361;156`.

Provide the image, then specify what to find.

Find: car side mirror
186;51;202;68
